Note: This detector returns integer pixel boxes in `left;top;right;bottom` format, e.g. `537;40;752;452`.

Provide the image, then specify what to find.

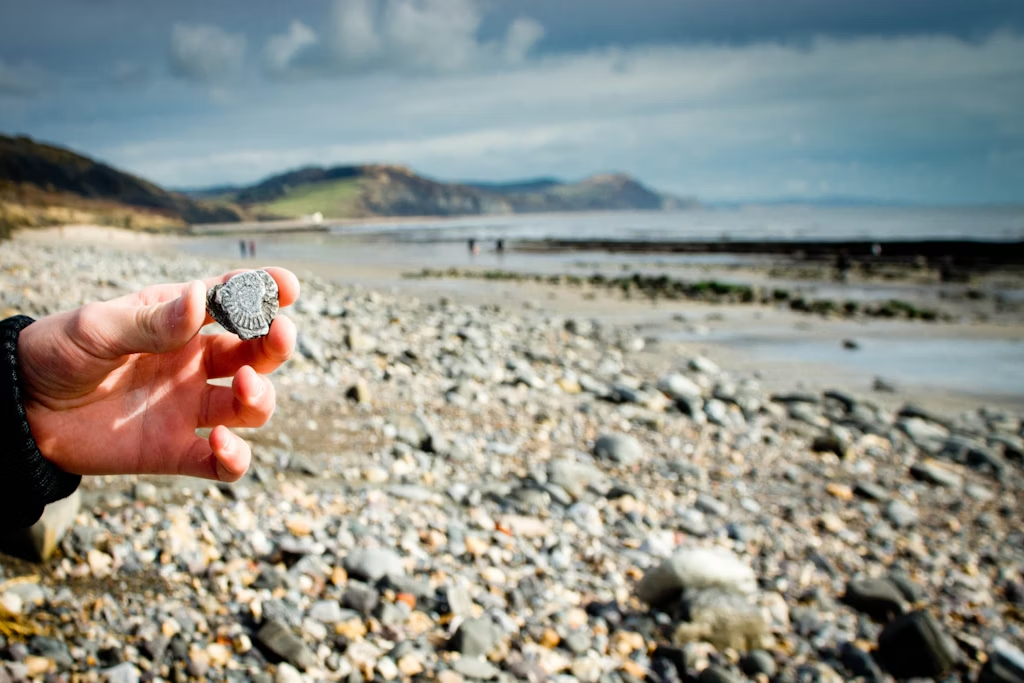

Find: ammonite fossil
206;270;279;340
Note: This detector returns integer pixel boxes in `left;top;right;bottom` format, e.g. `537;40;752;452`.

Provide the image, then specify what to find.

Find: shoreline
514;237;1024;268
14;224;1024;414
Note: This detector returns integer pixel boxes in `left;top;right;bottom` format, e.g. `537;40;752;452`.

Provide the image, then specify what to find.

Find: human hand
17;268;299;482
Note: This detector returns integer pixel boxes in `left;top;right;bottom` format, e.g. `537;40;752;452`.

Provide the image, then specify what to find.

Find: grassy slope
262;178;365;218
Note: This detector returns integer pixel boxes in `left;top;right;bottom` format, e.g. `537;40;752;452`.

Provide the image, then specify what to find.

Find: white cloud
169;23;246;83
504;18;545;65
264;20;318;76
0;60;46;96
102;32;1024;202
273;0;544;77
329;0;381;65
381;0;484;71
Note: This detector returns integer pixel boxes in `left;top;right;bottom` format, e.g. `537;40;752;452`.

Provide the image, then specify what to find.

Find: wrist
0;316;81;527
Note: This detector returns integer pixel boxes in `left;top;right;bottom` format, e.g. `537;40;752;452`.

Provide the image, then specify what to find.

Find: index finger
114;267;301;313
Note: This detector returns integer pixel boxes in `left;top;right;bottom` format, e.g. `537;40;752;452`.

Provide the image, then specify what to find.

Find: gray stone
854;482;889;502
842;578;907;621
451;657;501;680
440;586;475;617
449;617;501;657
676;508;709;537
704;399;731;427
391;413;431;449
341;582;379;616
739;650;777;678
675;589;768;651
103;662;141;683
548;459;605;500
899;418;949;454
593;433;644;466
133;482;159;504
885;500;919;528
694;494;729;518
657;374;702;401
876;610;958;679
978;637;1024;683
308;600;345;624
910;460;963;488
966;483;996;501
206;269;279;340
676;394;706;423
296;334;327;365
563;631;591;655
343;547;404;582
637;548;757;607
689;356;720;374
256;619;318;671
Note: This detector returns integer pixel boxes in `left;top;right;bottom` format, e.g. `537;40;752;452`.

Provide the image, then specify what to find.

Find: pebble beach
1;234;1023;683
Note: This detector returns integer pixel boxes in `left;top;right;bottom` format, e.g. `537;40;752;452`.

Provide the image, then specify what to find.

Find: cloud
169;23;246;83
0;60;47;96
271;0;544;77
264;20;317;76
94;32;1024;202
504;18;545;65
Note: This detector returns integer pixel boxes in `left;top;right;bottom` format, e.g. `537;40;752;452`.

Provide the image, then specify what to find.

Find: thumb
89;280;205;358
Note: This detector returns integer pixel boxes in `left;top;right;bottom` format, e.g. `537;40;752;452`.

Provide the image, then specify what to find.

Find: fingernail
174;282;192;320
250;374;265;399
216;460;231;482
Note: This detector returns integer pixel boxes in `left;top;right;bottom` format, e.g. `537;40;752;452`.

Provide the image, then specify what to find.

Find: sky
1;0;1023;204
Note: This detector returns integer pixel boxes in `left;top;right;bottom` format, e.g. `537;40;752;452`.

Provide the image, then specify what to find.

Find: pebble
842;578;907;621
343;547;405;582
256;619;318;671
0;240;1019;683
450;618;501;657
451;657;501;681
885;499;920;528
876;610;959;679
637;548;757;607
910;459;963;487
593;433;644;466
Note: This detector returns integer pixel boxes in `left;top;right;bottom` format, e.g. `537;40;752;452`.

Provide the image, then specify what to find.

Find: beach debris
206;270;279;340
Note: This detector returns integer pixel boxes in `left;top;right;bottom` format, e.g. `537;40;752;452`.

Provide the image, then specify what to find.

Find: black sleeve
0;315;82;528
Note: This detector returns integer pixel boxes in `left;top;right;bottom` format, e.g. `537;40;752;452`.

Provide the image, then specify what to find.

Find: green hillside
263;178;365;217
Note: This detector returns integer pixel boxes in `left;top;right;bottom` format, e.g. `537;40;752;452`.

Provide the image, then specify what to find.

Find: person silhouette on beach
468;238;479;256
239;239;247;258
0;268;299;527
249;240;256;259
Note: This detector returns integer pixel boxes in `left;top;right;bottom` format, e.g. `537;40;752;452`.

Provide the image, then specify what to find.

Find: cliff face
208;165;688;219
0;135;244;227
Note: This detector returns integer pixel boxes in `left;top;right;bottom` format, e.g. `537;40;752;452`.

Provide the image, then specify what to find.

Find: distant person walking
835;248;851;283
239;240;247;258
496;239;505;253
468;238;479;256
249;240;256;259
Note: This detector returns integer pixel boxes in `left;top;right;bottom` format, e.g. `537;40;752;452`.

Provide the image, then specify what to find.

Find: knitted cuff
0;315;82;528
